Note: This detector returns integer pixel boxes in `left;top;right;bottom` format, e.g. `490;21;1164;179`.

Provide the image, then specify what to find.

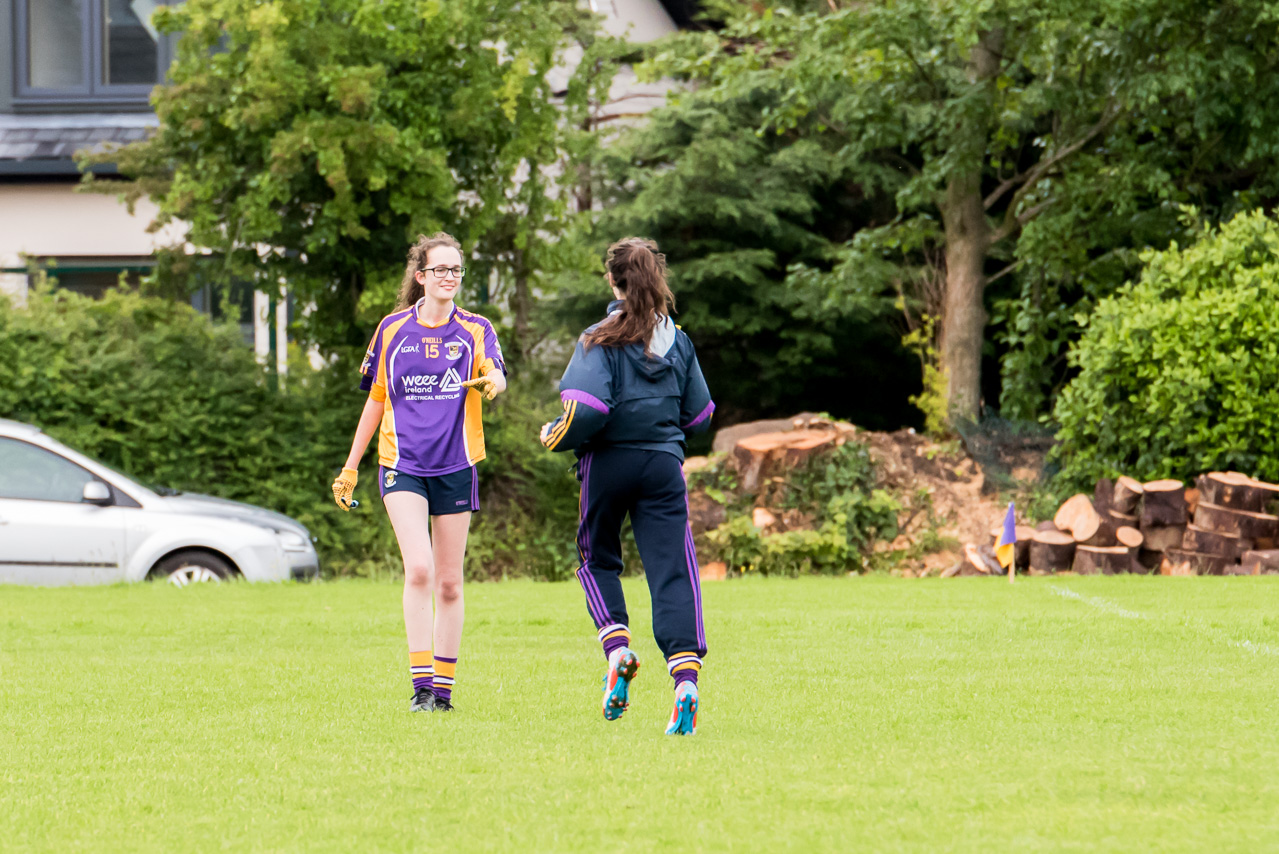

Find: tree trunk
940;174;988;425
937;28;1001;426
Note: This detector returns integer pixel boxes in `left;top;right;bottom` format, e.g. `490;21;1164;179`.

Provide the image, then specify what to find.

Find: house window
15;0;173;108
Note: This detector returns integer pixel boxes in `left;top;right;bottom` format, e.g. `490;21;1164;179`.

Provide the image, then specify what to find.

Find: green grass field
4;575;1279;852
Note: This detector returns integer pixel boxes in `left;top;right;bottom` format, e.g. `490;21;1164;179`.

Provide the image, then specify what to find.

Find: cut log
1109;508;1138;529
1241;550;1279;575
1140;524;1186;552
1113;476;1144;514
1054;494;1101;543
1160;549;1229;576
1184;487;1200;516
731;429;839;492
1181;525;1241;558
1140;479;1188;527
1193;502;1279;540
1093;478;1115;518
962;543;1000;575
1029;530;1076;573
1115;526;1143;549
1073;545;1131;575
1200;472;1268;512
1035;520;1060;533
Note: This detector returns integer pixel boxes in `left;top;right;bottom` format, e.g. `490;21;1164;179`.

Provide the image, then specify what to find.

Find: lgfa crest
446;342;462;360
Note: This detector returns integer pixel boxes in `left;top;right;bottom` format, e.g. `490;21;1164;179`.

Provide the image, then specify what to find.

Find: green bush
0;286;387;568
704;441;900;576
1052;210;1279;488
0;287;582;579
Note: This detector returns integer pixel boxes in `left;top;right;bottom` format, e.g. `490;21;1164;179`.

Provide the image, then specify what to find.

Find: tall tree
84;0;604;357
646;0;1279;424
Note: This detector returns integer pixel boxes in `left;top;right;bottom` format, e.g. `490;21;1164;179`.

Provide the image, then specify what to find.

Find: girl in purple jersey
332;232;507;713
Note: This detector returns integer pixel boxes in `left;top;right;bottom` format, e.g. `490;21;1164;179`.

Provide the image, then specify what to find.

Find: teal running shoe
665;682;699;735
601;647;639;721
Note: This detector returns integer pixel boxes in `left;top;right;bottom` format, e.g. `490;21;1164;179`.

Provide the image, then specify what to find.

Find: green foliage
0;286;383;565
0;288;585;579
584;59;921;428
705;441;900;575
1052;210;1279;488
82;0;611;357
902;316;949;437
631;0;1279;423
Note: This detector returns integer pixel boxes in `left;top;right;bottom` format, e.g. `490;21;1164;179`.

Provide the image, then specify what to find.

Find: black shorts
378;465;479;515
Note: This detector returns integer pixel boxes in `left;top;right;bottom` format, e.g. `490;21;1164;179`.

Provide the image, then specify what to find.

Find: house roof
0;113;157;177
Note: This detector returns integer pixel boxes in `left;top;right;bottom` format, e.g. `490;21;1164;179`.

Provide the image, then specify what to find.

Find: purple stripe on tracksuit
562;389;611;414
683;521;706;649
681;400;715;430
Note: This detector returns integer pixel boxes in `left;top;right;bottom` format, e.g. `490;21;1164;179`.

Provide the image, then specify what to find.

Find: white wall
0;182;185;301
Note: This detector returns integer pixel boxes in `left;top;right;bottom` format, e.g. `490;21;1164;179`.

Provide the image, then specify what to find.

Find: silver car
0;419;319;585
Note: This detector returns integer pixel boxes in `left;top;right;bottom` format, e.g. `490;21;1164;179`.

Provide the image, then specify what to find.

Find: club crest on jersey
440;367;463;393
446;342;462;360
384;470;397;488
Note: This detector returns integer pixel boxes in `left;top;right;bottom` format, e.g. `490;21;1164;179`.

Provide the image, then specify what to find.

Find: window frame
13;0;175;110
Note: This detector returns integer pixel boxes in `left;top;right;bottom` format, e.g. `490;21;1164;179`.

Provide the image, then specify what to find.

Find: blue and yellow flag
995;501;1017;571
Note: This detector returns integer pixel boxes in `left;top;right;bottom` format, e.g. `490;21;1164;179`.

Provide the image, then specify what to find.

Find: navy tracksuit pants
574;447;708;663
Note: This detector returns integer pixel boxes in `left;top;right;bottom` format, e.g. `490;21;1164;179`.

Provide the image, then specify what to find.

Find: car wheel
151;552;235;586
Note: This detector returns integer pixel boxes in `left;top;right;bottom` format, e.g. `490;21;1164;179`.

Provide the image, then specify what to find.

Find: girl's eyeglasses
424;266;466;278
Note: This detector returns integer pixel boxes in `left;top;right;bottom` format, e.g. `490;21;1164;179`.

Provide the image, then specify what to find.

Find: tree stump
1193;503;1279;540
1199;472;1269;513
1113;476;1144;514
1241;550;1279;575
1030;530;1076;573
1181;525;1242;558
1161;549;1229;576
731;429;839;492
1140;524;1186;553
1054;494;1101;543
1073;545;1131;575
1140;479;1188;527
1115;526;1143;549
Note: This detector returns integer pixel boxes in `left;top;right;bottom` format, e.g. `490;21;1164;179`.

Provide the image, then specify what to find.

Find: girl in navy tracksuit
539;237;714;736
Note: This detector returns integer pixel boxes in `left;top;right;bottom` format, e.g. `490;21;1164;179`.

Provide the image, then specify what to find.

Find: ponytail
397;232;462;309
585;237;675;352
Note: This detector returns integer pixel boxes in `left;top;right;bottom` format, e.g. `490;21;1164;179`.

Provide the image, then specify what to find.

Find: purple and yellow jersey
359;301;506;476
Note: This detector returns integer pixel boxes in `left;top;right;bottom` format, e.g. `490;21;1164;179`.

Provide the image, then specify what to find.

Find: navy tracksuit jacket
541;301;714;664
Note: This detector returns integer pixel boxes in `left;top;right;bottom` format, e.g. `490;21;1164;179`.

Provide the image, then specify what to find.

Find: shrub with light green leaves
1052;210;1279;488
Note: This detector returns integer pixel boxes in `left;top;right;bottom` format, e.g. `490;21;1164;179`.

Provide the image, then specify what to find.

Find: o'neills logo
384;470;397;488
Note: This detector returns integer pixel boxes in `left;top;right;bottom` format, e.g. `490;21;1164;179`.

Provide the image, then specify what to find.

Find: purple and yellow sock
410;650;434;693
433;656;457;701
599;623;631;660
667;652;702;687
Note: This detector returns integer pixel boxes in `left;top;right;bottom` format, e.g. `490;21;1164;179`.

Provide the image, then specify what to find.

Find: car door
0;437;128;585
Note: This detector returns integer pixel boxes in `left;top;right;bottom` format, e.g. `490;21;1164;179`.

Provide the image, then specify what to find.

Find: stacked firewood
987;472;1279;576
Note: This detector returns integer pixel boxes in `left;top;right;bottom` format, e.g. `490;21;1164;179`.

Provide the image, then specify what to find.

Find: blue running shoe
665;682;698;735
601;647;639;721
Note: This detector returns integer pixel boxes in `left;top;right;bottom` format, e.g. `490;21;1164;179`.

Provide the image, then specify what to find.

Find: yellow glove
461;375;499;400
331;467;358;511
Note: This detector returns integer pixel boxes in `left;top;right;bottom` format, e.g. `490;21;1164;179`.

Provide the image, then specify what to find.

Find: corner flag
996;501;1016;581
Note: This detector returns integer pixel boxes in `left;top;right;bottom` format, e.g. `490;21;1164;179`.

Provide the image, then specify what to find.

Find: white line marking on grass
1048;584;1279;657
1048;585;1146;619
